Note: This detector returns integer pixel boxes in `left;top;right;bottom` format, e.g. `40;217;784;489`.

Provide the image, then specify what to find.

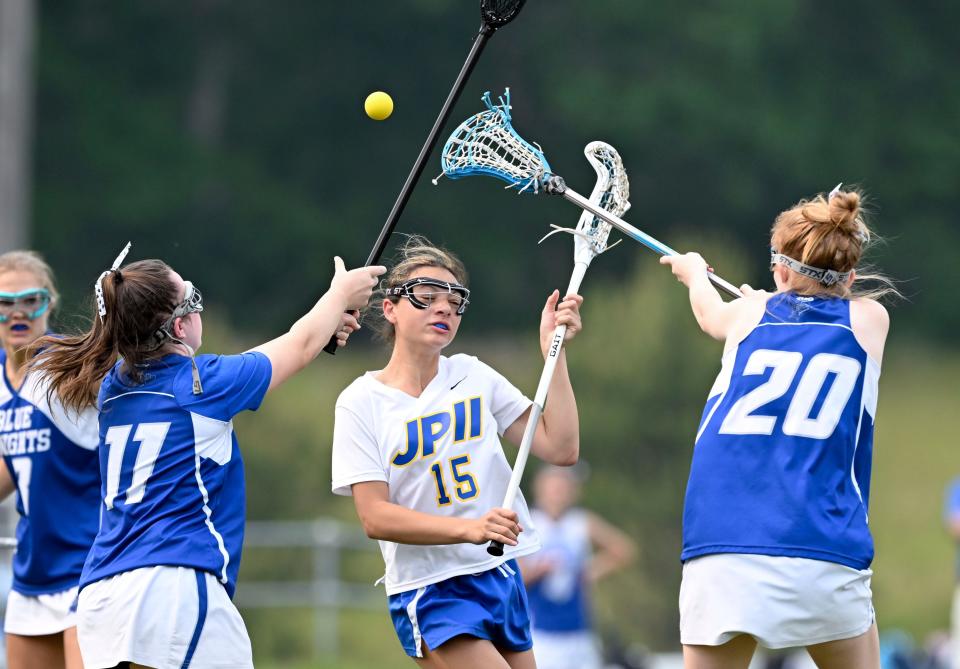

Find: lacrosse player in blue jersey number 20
662;186;896;669
32;244;384;669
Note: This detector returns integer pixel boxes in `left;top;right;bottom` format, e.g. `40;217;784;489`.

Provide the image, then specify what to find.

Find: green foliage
29;1;959;344
19;0;960;661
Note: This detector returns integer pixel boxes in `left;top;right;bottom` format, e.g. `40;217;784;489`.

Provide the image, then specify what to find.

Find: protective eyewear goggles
159;281;204;333
0;288;51;323
386;277;470;316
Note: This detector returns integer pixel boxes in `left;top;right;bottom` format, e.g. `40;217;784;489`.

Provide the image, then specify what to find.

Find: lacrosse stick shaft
324;25;500;354
558;188;743;299
487;261;589;557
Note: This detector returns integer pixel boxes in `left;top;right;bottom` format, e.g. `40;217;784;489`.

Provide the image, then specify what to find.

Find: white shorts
77;566;253;669
532;629;602;669
4;586;78;636
679;553;875;649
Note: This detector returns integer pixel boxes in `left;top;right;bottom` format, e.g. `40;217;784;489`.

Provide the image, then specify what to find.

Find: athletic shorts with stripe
77;566;253;669
388;559;532;658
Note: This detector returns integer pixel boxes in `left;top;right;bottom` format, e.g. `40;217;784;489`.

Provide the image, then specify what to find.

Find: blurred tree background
6;0;959;664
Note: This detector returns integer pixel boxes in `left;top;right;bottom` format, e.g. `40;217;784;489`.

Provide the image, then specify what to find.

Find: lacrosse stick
323;0;527;354
435;89;743;299
487;141;630;556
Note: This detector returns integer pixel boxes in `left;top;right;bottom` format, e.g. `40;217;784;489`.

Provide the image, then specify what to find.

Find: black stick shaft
323;24;494;354
365;24;494;266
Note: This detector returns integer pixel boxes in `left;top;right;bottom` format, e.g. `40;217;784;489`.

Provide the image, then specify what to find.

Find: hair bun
828;189;861;229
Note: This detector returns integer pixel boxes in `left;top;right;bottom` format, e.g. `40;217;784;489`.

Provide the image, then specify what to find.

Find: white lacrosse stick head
574;141;631;265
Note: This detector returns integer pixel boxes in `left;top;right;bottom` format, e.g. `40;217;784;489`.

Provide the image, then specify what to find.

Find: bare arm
503;291;583;466
0;459;15;501
850;298;890;365
585;511;636;583
660;253;759;342
251;257;385;392
351;481;523;547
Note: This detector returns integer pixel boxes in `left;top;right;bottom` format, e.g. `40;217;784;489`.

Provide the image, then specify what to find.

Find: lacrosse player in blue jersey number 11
32;244;384;669
332;236;584;669
661;186;896;669
0;251;100;669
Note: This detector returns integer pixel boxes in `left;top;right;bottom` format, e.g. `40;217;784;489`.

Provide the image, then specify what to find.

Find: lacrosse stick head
480;0;526;29
438;88;552;194
573;141;631;264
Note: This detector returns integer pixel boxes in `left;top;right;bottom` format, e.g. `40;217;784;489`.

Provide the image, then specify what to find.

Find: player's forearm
358;499;470;545
538;353;579;466
688;272;727;340
286;289;350;363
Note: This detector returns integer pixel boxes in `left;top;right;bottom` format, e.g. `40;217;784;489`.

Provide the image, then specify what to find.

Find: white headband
95;242;132;322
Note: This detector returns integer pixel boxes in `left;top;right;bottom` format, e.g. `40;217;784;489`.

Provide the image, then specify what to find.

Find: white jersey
332;353;541;595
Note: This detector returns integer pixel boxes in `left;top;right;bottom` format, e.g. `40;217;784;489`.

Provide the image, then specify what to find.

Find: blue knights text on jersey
80;352;272;598
1;350;100;596
682;293;880;570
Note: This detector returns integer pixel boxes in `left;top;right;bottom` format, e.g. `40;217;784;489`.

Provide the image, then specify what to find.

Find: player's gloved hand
464;508;523;546
330;256;387;310
539;289;584;356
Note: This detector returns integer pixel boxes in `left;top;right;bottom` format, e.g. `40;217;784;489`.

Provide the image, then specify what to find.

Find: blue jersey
80;352;272;598
0;349;101;595
526;509;592;633
944;478;960;579
683;293;879;570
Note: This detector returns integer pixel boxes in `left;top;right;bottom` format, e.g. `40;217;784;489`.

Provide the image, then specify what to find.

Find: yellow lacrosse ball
364;91;394;121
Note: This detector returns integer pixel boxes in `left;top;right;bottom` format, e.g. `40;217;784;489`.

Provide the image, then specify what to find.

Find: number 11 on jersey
104;422;171;509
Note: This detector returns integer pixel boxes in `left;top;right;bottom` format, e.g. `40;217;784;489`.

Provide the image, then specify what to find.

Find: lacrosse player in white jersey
332;235;584;669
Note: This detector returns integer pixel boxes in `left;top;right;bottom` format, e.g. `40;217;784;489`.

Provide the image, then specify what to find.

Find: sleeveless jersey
525;508;592;632
332;353;540;595
0;349;100;595
80;352;272;598
682;293;879;569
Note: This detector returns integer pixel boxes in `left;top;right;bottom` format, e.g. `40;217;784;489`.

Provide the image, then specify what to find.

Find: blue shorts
388;560;533;658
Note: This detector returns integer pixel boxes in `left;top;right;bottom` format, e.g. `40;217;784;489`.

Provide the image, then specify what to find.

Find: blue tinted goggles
0;288;51;323
386;277;470;316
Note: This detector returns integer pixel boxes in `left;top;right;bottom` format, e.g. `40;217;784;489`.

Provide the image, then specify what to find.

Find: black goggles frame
386;277;470;316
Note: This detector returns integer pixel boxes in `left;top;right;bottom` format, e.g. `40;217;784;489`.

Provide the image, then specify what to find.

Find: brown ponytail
31;259;180;412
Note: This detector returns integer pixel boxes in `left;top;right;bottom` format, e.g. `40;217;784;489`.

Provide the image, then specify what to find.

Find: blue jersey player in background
661;186;897;669
520;464;635;669
32;244;384;669
0;250;99;669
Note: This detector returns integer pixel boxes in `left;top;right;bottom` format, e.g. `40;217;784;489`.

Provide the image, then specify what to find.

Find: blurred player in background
520;464;635;669
662;187;896;669
31;246;382;669
0;251;99;669
944;478;960;669
332;235;584;669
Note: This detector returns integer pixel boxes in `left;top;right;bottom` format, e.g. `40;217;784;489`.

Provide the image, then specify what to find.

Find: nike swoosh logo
450;376;467;390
